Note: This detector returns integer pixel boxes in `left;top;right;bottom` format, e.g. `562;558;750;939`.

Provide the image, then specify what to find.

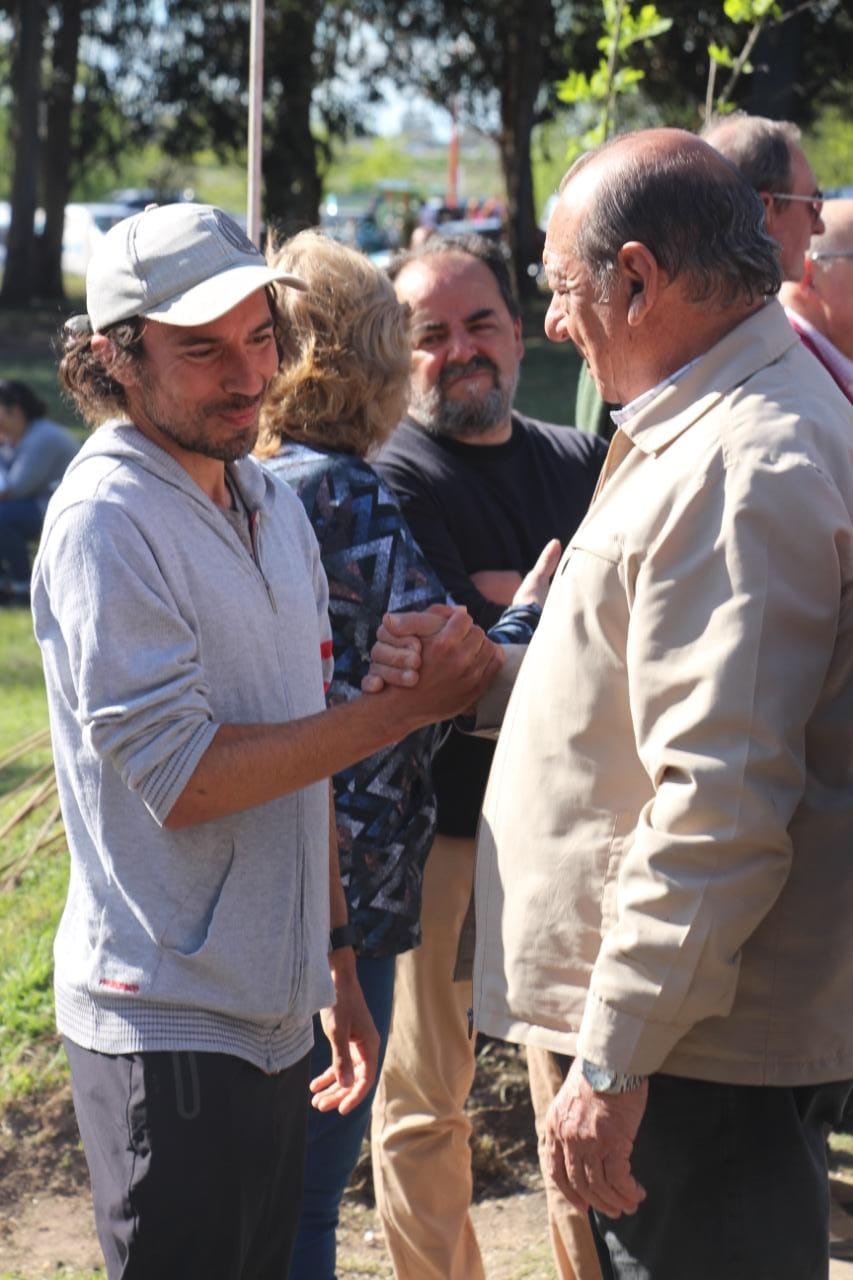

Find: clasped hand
361;538;562;695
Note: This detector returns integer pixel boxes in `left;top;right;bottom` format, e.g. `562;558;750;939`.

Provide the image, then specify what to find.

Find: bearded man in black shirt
372;234;606;1280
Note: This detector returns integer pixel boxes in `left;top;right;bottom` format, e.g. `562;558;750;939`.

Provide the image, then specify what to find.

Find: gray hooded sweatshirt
32;422;335;1072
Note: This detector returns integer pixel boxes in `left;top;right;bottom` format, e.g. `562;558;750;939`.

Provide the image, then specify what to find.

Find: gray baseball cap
85;202;306;332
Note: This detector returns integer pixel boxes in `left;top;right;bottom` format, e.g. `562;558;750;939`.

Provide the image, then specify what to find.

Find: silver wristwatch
580;1058;647;1094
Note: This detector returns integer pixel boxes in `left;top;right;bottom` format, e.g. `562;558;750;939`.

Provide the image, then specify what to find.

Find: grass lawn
0;610;65;1105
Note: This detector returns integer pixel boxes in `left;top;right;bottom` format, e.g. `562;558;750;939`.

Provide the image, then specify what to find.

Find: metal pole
247;0;265;248
447;96;459;210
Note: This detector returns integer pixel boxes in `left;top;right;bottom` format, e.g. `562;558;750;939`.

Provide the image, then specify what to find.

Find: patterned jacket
265;442;537;957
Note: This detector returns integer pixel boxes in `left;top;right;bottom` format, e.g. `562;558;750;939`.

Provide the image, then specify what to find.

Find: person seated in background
780;198;853;402
254;228;557;1280
0;379;79;602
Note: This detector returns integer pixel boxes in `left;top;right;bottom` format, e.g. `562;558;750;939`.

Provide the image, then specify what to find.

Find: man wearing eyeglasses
780;198;853;402
702;112;825;281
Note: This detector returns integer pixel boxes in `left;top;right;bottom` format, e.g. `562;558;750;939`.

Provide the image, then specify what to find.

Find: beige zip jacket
473;301;853;1085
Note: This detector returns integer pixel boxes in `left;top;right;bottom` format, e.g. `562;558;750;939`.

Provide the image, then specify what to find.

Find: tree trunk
263;0;324;235
496;0;551;299
746;17;803;121
36;0;84;301
1;0;47;307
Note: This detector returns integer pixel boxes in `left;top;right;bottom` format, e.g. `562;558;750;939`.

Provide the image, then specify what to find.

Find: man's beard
150;407;261;463
137;367;264;462
409;356;517;440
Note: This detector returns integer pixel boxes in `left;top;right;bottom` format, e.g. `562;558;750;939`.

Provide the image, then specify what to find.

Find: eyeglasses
808;250;853;262
767;190;825;222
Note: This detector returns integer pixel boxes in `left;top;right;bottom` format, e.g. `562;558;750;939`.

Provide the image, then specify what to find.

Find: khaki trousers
371;833;600;1280
371;833;483;1280
526;1045;603;1280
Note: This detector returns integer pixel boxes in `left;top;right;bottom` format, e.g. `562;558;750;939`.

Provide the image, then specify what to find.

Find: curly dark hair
58;317;146;426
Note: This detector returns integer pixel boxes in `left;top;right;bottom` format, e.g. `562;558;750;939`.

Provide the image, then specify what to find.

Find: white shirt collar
610;355;704;428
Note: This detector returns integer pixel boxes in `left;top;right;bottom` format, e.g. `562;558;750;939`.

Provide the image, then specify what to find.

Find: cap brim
141;263;307;327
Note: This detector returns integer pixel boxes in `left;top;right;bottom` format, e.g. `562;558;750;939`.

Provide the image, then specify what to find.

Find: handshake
359;539;561;725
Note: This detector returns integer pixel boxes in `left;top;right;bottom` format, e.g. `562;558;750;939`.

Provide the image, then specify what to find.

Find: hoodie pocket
159;841;236;955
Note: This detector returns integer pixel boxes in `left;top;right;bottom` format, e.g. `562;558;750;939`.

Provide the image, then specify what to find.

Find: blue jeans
0;497;43;582
289;952;396;1280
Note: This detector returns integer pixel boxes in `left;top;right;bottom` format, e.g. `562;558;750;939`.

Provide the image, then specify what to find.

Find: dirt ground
2;1042;853;1279
0;1040;558;1279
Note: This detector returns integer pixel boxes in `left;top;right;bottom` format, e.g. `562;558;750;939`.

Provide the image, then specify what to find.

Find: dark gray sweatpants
65;1038;311;1280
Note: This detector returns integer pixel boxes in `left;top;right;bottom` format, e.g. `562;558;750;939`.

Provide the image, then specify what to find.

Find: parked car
435;215;504;242
319;204;393;256
106;187;196;212
61;202;135;277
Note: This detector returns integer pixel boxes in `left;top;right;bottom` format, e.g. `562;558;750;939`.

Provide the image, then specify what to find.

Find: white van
61;202;134;277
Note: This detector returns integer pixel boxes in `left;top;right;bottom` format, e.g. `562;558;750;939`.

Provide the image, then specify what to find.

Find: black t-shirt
376;413;607;836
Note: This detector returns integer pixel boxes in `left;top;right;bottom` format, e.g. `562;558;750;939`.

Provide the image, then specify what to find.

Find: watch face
581;1060;616;1092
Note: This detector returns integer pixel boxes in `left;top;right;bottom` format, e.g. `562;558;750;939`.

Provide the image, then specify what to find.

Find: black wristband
329;922;361;952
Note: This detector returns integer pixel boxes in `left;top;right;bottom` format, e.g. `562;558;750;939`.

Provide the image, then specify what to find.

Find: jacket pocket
159;841;236;955
567;526;622;566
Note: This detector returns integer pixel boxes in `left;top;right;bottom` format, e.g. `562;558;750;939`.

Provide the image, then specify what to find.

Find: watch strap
580;1057;646;1094
329;922;361;952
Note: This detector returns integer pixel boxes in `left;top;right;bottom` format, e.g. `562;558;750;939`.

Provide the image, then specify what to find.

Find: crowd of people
12;107;853;1280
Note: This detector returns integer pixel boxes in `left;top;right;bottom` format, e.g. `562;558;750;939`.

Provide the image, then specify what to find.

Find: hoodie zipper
249;510;278;613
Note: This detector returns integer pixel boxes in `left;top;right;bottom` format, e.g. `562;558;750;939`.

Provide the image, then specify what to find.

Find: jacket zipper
249;510;278;613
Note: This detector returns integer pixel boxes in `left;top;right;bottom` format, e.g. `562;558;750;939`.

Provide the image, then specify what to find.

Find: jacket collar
619;300;799;456
72;419;276;515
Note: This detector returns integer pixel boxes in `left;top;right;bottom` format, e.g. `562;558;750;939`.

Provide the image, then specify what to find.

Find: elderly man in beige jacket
369;129;853;1280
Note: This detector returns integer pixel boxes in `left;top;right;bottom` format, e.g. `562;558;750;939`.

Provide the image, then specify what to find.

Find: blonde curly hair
256;229;411;459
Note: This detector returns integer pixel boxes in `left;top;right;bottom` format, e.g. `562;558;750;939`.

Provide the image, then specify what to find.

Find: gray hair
562;138;782;307
701;112;801;196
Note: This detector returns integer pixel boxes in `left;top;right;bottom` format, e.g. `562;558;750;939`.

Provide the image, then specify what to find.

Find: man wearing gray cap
33;202;500;1280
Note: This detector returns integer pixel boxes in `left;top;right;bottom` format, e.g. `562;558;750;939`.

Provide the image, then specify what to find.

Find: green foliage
802;106;853;188
707;41;738;69
555;0;672;159
722;0;782;21
326;136;421;195
704;0;798;117
597;0;673;49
